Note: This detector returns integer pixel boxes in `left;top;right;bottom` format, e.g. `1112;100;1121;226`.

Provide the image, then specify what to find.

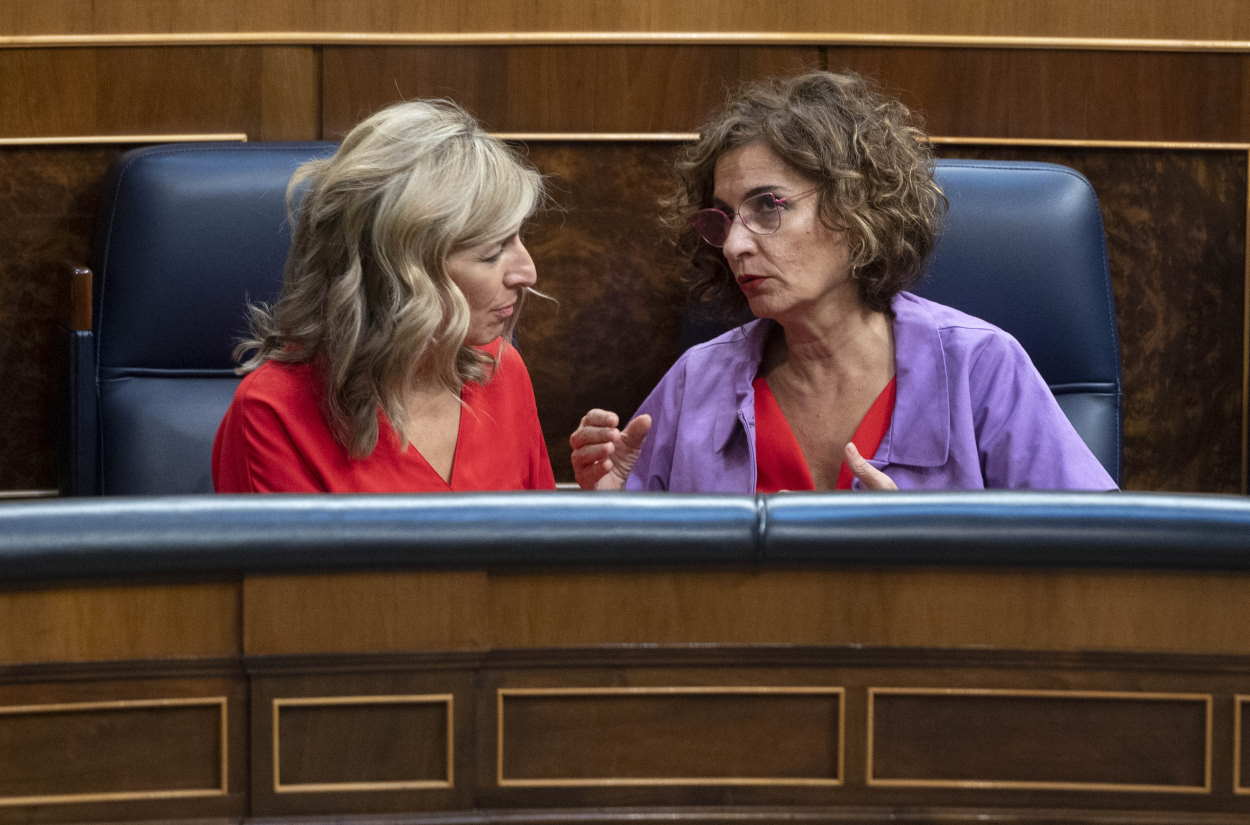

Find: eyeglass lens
690;192;786;247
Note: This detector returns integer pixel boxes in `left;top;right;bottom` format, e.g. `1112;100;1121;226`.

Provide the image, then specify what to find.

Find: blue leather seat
683;159;1122;485
63;142;335;495
918;160;1120;484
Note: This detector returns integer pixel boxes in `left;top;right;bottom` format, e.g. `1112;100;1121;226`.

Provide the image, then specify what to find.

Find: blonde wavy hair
235;99;544;457
668;70;946;315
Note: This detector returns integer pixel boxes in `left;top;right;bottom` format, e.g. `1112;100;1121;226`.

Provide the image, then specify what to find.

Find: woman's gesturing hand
570;409;653;490
844;442;898;491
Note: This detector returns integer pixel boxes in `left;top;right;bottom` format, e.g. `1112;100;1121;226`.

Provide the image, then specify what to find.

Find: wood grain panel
935;145;1247;493
0;46;317;140
0;582;238;665
321;46;820;135
4;0;1250;42
486;567;1250;654
498;687;841;785
831;48;1250;142
518;142;687;481
869;689;1210;792
0;145;112;491
0;697;225;804
249;671;472;817
275;696;451;790
243;571;488;656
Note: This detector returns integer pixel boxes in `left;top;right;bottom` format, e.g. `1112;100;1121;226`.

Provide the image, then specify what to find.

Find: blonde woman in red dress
213;100;554;492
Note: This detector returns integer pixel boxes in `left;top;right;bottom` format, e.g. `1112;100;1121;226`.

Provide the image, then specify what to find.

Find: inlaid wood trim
4;31;1250;53
0;696;228;807
867;687;1213;793
0;133;248;146
1236;694;1249;794
497;685;845;787
494;132;699;143
271;694;454;793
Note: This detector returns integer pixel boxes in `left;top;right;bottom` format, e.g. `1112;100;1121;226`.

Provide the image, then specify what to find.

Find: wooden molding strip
3;31;1250;53
0;133;248;146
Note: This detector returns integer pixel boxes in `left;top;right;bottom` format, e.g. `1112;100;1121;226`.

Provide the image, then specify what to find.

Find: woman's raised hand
570;409;653;490
844;442;898;491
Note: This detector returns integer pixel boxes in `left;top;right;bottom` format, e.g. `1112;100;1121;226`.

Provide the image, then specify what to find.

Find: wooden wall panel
320;46;821;135
498;688;842;785
4;1;1250;42
0;46;318;139
0;581;238;665
937;145;1247;493
868;689;1210;791
0;147;109;491
830;48;1250;142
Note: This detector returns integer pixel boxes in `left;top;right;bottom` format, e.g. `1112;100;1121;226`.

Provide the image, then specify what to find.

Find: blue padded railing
3;492;1249;582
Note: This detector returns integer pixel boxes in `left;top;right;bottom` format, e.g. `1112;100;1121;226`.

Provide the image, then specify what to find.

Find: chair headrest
922;160;1119;388
92;142;336;375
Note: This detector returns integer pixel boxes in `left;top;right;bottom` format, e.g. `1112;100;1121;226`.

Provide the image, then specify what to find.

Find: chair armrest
59;265;98;496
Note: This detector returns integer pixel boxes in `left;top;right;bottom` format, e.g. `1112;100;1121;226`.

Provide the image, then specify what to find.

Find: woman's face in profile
444;230;537;346
712;141;853;323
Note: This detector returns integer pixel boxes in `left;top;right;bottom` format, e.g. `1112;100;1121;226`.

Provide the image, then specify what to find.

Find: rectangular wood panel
6;0;1250;41
827;48;1250;143
321;46;820;135
0;582;238;665
274;696;452;791
498;687;842;785
0;46;318;140
0;697;226;805
868;688;1211;792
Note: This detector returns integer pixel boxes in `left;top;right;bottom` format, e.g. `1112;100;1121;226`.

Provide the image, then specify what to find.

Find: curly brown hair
667;70;946;317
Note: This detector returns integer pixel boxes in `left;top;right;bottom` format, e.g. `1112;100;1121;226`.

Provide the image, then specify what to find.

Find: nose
504;239;538;289
720;213;757;260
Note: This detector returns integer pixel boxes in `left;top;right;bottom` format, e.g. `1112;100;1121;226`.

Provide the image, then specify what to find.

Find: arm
970;334;1117;490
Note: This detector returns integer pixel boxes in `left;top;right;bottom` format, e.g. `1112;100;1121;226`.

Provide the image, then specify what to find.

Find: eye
757;193;786;212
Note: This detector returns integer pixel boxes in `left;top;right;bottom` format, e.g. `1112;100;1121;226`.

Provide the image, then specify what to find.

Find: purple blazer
626;292;1117;492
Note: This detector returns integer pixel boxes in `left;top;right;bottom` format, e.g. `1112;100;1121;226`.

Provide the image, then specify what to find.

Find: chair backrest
67;142;335;495
917;160;1121;483
682;159;1122;484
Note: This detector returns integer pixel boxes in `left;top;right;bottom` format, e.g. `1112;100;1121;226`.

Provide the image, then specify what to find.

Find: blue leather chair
683;159;1122;484
63;142;335;495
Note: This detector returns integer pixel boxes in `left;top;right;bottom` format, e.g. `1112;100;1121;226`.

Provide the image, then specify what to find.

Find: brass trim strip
497;685;844;788
4;31;1250;53
495;132;699;142
933;136;1250;151
1237;695;1249;794
0;133;248;146
272;694;454;794
0;696;228;807
866;687;1212;794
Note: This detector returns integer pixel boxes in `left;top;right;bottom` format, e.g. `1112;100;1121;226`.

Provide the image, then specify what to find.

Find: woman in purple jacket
570;71;1115;493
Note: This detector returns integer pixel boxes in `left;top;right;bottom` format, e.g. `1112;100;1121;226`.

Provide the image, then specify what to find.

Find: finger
570;441;615;470
619;414;652;451
844;442;898;491
578;408;620;429
569;425;622;450
575;458;613;490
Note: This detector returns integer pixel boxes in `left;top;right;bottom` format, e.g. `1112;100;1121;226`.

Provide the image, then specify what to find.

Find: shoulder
895;292;1028;366
234;360;321;409
666;319;768;375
